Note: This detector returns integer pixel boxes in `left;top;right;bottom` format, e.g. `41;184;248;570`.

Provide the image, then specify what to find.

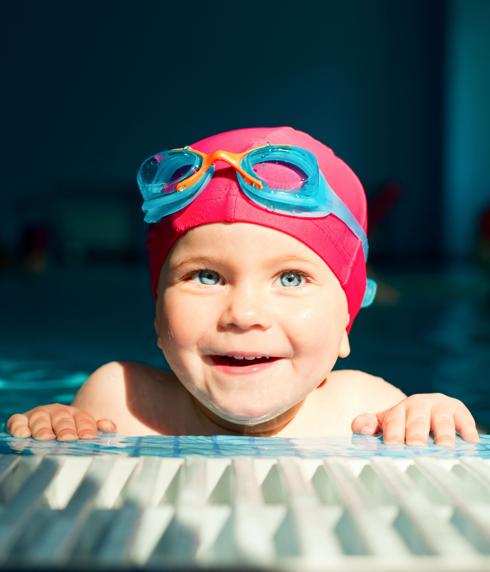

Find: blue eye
193;269;221;285
279;271;306;288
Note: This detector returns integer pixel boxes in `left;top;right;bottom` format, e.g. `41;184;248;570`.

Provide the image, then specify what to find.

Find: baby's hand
351;393;479;446
6;404;117;441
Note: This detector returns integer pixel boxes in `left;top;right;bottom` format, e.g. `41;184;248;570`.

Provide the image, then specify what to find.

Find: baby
7;127;479;444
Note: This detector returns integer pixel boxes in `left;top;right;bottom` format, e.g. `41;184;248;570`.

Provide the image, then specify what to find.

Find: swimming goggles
137;145;377;307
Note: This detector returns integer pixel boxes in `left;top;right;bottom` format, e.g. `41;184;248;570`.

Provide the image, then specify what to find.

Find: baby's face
154;222;350;431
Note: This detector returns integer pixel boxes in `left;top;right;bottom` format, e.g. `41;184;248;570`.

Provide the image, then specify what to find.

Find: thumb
351;412;380;434
96;418;117;433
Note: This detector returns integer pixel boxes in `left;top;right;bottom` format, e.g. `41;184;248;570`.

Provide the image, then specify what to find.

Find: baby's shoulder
328;368;390;386
77;360;171;398
284;369;407;437
324;369;406;410
86;360;171;385
73;361;179;429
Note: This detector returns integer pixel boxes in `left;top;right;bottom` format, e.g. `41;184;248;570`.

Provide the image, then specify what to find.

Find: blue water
1;265;489;434
2;433;490;459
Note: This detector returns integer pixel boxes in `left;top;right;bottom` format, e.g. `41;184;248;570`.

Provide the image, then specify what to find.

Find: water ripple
1;433;489;459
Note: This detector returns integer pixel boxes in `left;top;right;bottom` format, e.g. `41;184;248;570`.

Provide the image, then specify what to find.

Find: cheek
290;299;345;356
159;290;214;350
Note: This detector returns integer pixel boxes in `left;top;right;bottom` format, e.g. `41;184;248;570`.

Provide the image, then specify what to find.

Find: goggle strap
329;193;369;260
186;148;263;190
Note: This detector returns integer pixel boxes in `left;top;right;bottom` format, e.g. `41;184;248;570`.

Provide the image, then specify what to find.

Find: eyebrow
170;254;317;272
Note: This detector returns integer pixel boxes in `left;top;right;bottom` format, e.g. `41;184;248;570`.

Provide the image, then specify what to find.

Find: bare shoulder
80;360;168;387
326;369;406;411
283;369;407;437
73;361;167;405
72;361;177;434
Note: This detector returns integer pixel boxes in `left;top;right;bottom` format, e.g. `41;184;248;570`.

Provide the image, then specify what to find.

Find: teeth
229;355;269;360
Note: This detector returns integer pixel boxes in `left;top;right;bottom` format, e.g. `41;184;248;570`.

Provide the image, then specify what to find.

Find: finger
351;413;380;434
381;405;406;444
28;410;56;440
51;408;78;441
96;418;117;433
454;402;479;442
405;404;432;445
74;412;98;440
431;405;456;446
6;414;31;438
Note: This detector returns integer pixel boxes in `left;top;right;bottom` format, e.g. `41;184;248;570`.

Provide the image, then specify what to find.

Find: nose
218;283;272;331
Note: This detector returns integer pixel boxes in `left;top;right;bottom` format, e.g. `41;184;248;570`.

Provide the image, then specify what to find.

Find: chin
217;405;269;422
212;399;293;426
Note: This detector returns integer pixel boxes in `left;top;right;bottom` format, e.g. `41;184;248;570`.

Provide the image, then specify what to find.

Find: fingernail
36;433;55;441
361;425;373;434
57;434;77;441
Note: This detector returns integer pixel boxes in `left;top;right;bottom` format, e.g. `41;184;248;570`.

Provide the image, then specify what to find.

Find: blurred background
1;0;489;430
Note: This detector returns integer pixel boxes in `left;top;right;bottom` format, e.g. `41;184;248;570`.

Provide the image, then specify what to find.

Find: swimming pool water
0;265;489;432
2;433;490;458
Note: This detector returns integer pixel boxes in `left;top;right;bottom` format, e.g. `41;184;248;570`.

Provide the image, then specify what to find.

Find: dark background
1;0;489;266
0;1;489;429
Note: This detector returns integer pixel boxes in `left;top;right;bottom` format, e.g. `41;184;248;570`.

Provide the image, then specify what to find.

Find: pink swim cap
145;126;368;332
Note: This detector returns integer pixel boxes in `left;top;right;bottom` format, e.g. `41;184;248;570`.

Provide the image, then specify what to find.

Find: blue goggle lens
251;160;308;192
138;150;201;199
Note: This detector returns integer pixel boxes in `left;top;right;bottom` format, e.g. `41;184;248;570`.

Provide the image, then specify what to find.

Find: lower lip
207;356;283;376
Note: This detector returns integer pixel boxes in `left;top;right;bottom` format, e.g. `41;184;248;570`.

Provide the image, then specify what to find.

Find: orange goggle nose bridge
176;147;264;192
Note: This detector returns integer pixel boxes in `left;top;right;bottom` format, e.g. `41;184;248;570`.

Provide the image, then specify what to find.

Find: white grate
0;454;489;570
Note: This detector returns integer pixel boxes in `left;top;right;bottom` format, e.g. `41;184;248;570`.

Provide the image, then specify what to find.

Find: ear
338;329;351;358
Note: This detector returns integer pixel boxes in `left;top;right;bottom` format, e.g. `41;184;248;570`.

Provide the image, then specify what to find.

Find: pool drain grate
0;454;489;570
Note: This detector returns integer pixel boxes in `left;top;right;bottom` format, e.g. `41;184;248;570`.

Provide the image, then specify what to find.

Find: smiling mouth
210;355;281;367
